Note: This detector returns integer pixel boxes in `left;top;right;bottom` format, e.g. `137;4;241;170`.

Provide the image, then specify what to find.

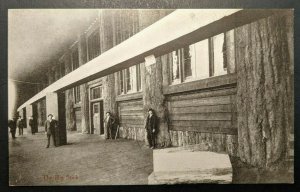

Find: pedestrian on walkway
105;112;115;139
8;118;16;139
44;114;56;148
29;116;36;135
144;108;158;149
17;116;24;136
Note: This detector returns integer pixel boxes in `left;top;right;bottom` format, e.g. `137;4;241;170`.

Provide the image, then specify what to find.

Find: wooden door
92;102;100;134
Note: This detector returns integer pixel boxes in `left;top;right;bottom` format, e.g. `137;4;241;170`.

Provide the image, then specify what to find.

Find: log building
17;9;293;176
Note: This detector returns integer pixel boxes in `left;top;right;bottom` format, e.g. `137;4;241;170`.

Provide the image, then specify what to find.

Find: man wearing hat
44;114;56;148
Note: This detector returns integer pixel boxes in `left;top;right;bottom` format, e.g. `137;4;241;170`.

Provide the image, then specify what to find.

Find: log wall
167;87;238;156
118;99;145;141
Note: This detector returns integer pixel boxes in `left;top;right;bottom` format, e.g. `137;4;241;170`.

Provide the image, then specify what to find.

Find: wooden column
139;10;172;147
143;55;172;147
235;13;293;170
78;34;90;134
64;51;76;131
100;10;118;139
25;104;33;134
37;98;46;127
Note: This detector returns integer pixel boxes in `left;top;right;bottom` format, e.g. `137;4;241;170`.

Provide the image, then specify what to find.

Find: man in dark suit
17;116;24;136
145;108;158;149
105;112;115;139
44;114;56;148
8;118;16;139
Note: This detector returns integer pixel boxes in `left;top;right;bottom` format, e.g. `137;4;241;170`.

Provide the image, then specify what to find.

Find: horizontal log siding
118;99;145;141
167;87;238;156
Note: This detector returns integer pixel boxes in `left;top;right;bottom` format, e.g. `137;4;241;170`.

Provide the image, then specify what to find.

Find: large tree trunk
139;10;172;147
235;13;293;170
100;10;117;138
64;51;76;131
78;34;90;133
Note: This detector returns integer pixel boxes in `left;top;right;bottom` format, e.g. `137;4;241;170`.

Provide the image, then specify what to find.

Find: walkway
9;131;153;185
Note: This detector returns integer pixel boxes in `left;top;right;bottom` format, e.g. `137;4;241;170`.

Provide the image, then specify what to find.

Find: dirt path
9;131;153;186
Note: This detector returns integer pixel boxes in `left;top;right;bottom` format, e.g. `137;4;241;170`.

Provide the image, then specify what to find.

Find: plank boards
167;88;237;135
119;99;144;127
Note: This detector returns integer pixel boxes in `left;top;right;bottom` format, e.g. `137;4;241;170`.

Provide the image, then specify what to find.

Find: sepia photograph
7;8;294;185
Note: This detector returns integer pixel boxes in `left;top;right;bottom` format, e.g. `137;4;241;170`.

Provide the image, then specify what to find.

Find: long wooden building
17;9;293;176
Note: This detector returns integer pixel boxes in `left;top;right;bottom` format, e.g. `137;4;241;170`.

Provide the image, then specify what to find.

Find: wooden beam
18;9;281;110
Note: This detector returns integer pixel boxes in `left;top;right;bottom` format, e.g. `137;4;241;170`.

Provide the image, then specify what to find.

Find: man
8;118;16;139
29;116;35;135
145;108;158;149
44;114;56;148
105;112;115;139
17;116;24;136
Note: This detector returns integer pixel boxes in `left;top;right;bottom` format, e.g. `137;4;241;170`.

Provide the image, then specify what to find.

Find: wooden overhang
17;9;284;110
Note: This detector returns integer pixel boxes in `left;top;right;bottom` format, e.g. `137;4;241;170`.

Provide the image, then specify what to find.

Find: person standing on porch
17;116;24;136
105;112;115;139
44;114;56;148
145;108;158;149
8;118;16;139
29;116;35;135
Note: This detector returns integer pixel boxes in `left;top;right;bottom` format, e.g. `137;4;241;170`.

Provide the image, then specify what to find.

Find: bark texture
78;34;90;133
139;10;173;147
37;98;46;127
100;10;118;138
64;51;76;131
143;55;171;147
235;13;293;170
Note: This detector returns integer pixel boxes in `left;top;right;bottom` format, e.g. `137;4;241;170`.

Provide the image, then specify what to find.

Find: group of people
8;116;38;139
9;108;158;149
104;108;158;149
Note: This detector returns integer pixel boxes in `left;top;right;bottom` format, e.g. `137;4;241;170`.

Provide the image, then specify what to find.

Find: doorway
91;101;104;135
32;103;38;132
22;108;27;128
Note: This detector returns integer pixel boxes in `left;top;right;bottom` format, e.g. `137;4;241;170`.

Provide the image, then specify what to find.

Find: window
118;63;141;95
211;33;227;76
90;86;103;100
170;33;227;84
71;48;79;70
87;29;100;61
74;86;81;104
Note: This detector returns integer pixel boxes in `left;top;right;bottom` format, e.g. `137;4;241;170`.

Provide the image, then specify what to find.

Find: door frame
90;101;104;135
88;81;104;135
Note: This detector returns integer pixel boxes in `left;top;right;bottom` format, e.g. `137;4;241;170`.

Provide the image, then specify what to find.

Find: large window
118;63;142;95
87;29;100;61
90;86;103;100
170;33;227;84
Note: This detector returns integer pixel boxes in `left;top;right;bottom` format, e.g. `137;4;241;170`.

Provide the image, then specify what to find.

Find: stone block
148;146;232;184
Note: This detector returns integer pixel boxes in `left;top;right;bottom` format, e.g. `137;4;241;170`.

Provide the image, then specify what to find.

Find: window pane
120;71;124;94
72;49;79;70
213;33;227;76
74;86;81;103
91;86;102;100
183;46;192;79
126;68;132;92
172;50;180;83
194;39;210;79
88;30;100;61
136;63;141;91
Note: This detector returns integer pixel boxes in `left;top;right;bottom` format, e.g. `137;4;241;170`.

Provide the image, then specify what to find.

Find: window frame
118;63;142;95
86;27;101;62
169;32;228;85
